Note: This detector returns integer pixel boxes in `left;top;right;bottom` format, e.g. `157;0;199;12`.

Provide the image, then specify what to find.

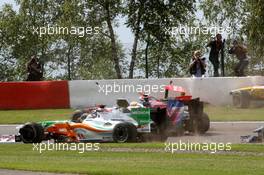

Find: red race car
138;81;210;136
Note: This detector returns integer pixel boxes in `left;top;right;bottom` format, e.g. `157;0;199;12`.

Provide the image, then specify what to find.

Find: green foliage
125;0;195;78
0;0;124;80
0;0;263;80
199;0;264;76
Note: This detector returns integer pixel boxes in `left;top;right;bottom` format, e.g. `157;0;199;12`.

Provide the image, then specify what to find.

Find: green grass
204;105;264;121
0;105;263;124
0;144;263;175
231;144;264;153
101;143;264;153
0;109;73;124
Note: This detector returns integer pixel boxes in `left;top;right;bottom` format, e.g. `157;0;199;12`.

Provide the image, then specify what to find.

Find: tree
125;0;195;78
0;4;20;81
199;0;264;75
0;0;126;80
245;0;264;75
86;0;124;79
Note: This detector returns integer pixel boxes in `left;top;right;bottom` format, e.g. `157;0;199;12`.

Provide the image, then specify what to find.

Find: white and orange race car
16;99;152;143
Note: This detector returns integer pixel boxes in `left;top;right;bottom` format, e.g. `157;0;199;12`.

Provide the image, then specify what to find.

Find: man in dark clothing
26;55;43;81
229;40;249;76
189;50;206;77
206;34;223;77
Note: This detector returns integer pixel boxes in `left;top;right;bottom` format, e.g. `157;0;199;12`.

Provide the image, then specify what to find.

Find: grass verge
204;105;264;121
0;143;263;175
0;105;263;124
0;109;73;124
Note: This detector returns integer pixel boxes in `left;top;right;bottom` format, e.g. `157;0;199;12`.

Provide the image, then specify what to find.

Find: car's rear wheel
199;113;210;133
19;123;44;143
113;123;137;143
233;95;241;107
232;91;250;108
193;113;210;134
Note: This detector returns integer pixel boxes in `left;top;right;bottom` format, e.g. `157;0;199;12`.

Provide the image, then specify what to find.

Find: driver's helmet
128;101;141;110
88;110;99;118
139;94;150;102
76;113;88;123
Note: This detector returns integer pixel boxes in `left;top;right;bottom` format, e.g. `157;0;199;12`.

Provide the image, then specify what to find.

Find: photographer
26;55;43;81
206;34;223;77
189;50;206;77
228;40;249;76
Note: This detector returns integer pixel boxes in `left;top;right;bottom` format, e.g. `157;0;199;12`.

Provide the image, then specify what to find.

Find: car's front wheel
113;123;137;143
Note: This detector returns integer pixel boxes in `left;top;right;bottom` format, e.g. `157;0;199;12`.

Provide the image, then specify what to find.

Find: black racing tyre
193;113;210;134
240;91;250;108
200;113;210;133
113;123;137;143
232;91;250;108
232;95;241;108
19;123;44;143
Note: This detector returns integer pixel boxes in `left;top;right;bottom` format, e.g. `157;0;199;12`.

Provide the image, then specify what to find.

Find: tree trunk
67;46;72;80
40;50;45;80
129;10;142;79
157;56;160;78
145;34;150;78
105;3;122;79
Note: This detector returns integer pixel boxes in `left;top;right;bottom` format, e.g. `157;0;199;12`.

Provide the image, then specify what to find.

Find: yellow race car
230;86;264;108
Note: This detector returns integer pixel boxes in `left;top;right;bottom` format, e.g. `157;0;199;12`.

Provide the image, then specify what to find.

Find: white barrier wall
69;76;264;108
